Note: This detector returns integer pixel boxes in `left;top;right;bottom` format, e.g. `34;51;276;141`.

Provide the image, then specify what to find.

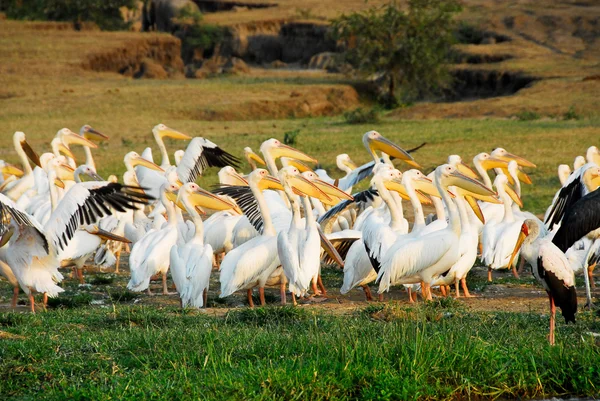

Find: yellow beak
508;231;527;268
496;152;536;168
343;158;358;171
56;163;75;181
384;179;411;201
83;127;109;142
319;227;345;267
62;133;98;149
447;170;498;197
284;158;314;173
54;178;65;189
165;191;186;211
188;188;237;211
131;156;165;172
456;161;480;180
21;140;41;167
245;149;266;167
269;143;317;164
158;126;192;141
288;175;331;202
85;225;132;243
0;226;15;248
463;194;485;224
480;157;510;171
310;177;353;203
368;136;420;168
501;167;532;185
58;143;76;160
1;164;24;178
504;183;523;208
258;175;285;191
413;176;445;199
229;171;249;186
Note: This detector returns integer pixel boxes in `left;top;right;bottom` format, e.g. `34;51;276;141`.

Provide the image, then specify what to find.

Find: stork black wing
552;188;600;253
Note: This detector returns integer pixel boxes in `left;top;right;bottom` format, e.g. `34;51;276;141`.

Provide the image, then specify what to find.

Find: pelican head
493;173;523;207
362;130;420;168
250;168;284;191
278;166;331;202
218;166;248;186
74;164;104;182
260;139;317;164
79;125;109;141
574;155;586;170
56;128;98;149
437;164;497;197
473;152;510;172
124;151;163;172
178;182;235;212
244;147;266;170
557;164;571;186
152;124;191;141
507;160;532;185
336;154;358;173
587;146;600;165
301;170;353;205
448;154;479;180
491;148;536;168
14;131;41;167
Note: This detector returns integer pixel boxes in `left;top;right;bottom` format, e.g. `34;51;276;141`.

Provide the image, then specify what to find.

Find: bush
563;105;581;120
515;110;540;121
343;108;380;124
3;0;137;30
283;129;300;145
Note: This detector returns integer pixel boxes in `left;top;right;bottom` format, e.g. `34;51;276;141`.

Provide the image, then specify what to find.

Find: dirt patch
188;85;359;120
445;69;538;101
81;35;184;78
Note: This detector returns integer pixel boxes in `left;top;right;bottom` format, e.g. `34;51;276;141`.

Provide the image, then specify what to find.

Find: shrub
563;105;581;120
283;129;300;145
515;110;541;121
343;107;380;124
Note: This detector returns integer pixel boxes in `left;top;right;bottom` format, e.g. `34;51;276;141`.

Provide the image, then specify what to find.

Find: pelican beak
319;227;345;267
516;169;532;185
309;177;353;203
176;179;185;187
447;170;497;197
456;161;480;180
415;190;433;206
245;150;266;167
189;187;236;211
508;224;528;268
165;192;186;211
58;143;76;160
230;171;249;186
413;176;444;199
0;226;14;248
0;176;17;192
496;152;536;168
56;163;75;181
464;194;485;224
83;127;109;142
62;133;98;149
284;158;314;173
131;156;164;172
86;225;132;243
270;143;317;164
259;175;284;191
368;136;420;168
344;158;358;171
83;171;105;182
158;126;191;141
288;175;331;202
1;164;24;179
54;179;65;189
480;157;509;171
504;183;523;208
20;140;41;167
383;178;411;201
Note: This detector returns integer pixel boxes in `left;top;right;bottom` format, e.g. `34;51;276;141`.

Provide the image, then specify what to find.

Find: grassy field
1;3;600;399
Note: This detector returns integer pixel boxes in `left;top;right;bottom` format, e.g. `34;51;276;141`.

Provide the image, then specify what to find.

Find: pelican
78;125;109;171
587;146;600;165
170;183;236;308
2;132;40;201
377;164;496;300
558;165;571;186
0;181;152;312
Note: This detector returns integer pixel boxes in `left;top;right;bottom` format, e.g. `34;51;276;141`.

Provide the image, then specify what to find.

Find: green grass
1;304;599;399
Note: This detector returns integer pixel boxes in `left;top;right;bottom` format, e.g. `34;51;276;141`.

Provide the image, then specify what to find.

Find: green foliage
47;291;93;308
516;110;541;121
343;107;380;124
283;129;300;145
89;274;115;285
3;0;138;30
563;105;581;120
331;0;462;105
175;7;224;64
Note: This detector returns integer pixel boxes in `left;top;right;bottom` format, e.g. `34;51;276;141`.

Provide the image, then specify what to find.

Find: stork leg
548;292;556;346
461;278;475;298
517;255;526;275
162;273;170;295
583;262;595;309
29;293;35;314
259;287;266;306
588;263;596;289
280;282;287;305
317;275;327;295
11;287;18;308
362;285;374;301
487;267;493;282
247;289;254;308
203;288;208;308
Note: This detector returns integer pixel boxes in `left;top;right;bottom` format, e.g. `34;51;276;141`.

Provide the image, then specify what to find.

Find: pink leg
162;273;170;295
29;293;35;314
259;287;266;306
247;289;254;308
461;278;474;298
203;288;208;308
317;275;327;295
487;267;493;282
363;285;373;301
548;292;556;346
11;287;18;308
280;282;287;305
455;281;460;298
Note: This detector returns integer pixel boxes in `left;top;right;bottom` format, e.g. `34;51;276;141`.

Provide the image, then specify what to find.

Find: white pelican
244;147;266;171
558;165;571;186
587;146;600;165
2;132;40;201
170;182;235;308
0;181;152;312
78;125;109;171
377;164;496;300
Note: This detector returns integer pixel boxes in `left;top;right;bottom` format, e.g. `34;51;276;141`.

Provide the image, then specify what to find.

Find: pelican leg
11;287;18;308
511;264;520;279
439;285;447;297
362;285;374;301
588;263;596;289
292;292;297;306
29;293;35;314
203;288;208;308
410;289;418;303
378;293;384;302
455;281;460;298
548;292;556;346
77;268;84;285
247;289;254;308
114;249;121;273
280;282;287;305
312;280;320;296
461;278;475;298
43;293;48;310
147;287;153;296
162;273;170;295
317;275;327;295
487;267;493;282
259;287;266;306
407;287;415;303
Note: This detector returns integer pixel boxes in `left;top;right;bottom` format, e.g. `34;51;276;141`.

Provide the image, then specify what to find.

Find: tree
331;0;461;107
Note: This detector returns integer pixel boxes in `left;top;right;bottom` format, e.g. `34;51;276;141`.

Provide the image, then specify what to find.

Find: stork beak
57;143;76;160
480;157;509;171
86;225;132;243
504;183;523;208
447;170;497;197
83;127;109;141
464;194;485;224
62;132;98;149
288;175;331;202
269;143;317;164
21;140;41;167
496;152;536;168
56;163;75;181
456;161;480;180
508;229;527;268
131;156;164;172
319;227;344;267
245;149;266;167
284;158;314;173
259;175;284;191
1;164;24;178
368;136;420;168
158;126;191;141
189;187;237;211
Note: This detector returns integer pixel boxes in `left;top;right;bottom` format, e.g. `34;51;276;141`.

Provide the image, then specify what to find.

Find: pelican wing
177;138;240;184
181;244;213;307
44;182;153;252
0;193;47;253
213;185;264;233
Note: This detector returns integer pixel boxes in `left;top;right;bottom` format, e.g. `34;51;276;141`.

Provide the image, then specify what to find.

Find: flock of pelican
0;124;599;345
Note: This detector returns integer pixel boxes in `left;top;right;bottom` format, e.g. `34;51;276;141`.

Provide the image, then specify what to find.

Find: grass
1;304;599;399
